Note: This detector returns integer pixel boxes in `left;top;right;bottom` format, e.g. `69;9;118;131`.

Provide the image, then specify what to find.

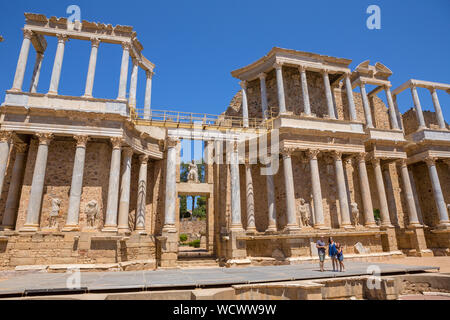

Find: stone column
1;143;27;230
274;62;287;114
240;81;249;128
384;86;400;130
117;42;131;100
244;161;256;232
0;132;13;198
299;66;311;116
144;71;153;119
408;168;424;224
410;85;426;129
11;29;33;92
129;58;139;107
308;149;325;228
63;135;89;231
359;82;374;128
102;137;123;232
48;34;68;95
398;160;421;227
21;133;53;232
136;155;148;231
259;73;268;119
118;147;133;233
266;168;277;232
282;148;300;231
163;138;178;232
425;156;450;228
344;73;357;121
392;94;403;130
83;38;100;98
332;151;352;228
230;142;243;231
429;87;446;129
371;157;392;227
29;52;44;93
322;70;336;119
356;153;377;227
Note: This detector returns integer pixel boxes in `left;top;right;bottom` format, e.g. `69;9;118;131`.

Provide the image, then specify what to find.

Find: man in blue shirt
316;236;326;272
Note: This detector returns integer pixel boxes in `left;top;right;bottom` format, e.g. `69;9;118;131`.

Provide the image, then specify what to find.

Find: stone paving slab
0;262;438;297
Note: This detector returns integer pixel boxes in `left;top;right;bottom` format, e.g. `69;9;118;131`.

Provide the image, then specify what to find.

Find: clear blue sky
0;0;449;121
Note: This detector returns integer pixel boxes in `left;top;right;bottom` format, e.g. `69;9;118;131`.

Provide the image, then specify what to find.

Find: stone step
176;258;219;267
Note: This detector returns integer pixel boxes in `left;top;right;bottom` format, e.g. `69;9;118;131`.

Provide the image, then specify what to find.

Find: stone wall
180;219;206;235
403;108;449;135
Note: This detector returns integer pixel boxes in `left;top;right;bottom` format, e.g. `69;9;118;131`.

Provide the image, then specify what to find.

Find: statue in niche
85;200;99;228
187;160;199;183
49;198;61;228
351;202;360;226
298;198;311;227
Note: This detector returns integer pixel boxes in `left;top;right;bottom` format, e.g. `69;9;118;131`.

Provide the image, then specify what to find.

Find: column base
116;97;127;102
101;225;118;233
19;224;39;232
407;223;423;229
118;226;131;234
9;88;21;93
246;226;257;234
82;94;93;99
0;225;15;231
230;224;244;232
342;224;355;230
62;225;80;232
436;222;450;230
365;223;379;229
279;111;294;116
162;224;177;233
314;224;330;230
381;222;394;228
265;225;277;233
47;91;58;96
285;224;301;232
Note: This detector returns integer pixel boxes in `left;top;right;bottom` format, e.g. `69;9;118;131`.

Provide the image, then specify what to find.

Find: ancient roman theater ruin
0;13;449;270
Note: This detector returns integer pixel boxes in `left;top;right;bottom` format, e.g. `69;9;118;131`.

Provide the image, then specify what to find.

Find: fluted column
245;161;256;232
332;151;352;227
129;58;139;107
371;157;392;227
356;153;376;227
384;86;400;130
425;156;450;228
240;81;249;128
308;149;325;228
411;85;426;129
429;87;446;129
274;62;287;114
83;38;100;98
29;52;44;93
408;168;424;224
398;159;421;228
230;142;243;231
118;147;133;233
21;133;53;232
266;167;277;232
136;155;148;231
103;137;123;232
322;70;336;119
163;138;178;232
344;73;357;121
48;34;68;95
144;71;153;119
359;82;374;128
11;29;33;92
0;132;13;198
63;135;89;231
117;42;131;100
299;66;311;116
282;148;300;231
2;143;28;230
259;73;268;119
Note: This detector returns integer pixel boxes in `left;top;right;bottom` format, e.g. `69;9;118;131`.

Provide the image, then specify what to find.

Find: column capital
356;152;367;162
139;154;149;164
360;80;367;86
424;156;437;166
273;62;283;70
384;84;392;90
146;70;154;79
23;29;33;40
397;158;408;168
132;57;141;66
0;131;13;143
258;73;267;80
428;86;437;94
307;149;320;160
281;147;295;158
56;33;69;43
240;80;247;90
110;137;123;150
298;65;307;72
344;70;352;77
331;150;343;161
122;146;133;158
36;132;54;145
320;68;330;75
371;157;381;167
166;137;179;149
90;37;100;48
121;41;132;51
74;135;89;148
14;142;28;154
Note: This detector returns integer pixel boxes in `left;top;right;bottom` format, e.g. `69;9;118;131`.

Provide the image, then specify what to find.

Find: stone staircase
176;249;219;268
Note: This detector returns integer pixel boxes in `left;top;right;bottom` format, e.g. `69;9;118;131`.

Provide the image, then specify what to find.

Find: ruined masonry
0;13;449;270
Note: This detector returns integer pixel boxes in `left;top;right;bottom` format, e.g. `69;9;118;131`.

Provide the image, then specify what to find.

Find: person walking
328;237;338;272
336;242;345;272
316;236;326;272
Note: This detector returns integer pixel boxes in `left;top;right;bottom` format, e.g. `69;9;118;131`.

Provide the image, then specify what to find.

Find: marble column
282;148;300;231
163;139;178;232
299;66;311;116
230;142;243;231
332;151;352;227
398;160;421;227
11;29;33;92
245;161;256;232
356;153;377;227
274;62;287;114
308;149;325;228
21;133;53;231
371;157;392;227
83;38;100;98
429;88;446;129
48;34;68;95
259;73;268;119
29;52;44;93
266;168;277;232
63;135;89;231
344;73;357;121
384;86;400;130
129;58;139;107
0;132;13;198
136;155;148;231
240;81;249;128
144;71;153;119
359;82;374;128
408;168;424;225
103;137;123;232
2;143;28;230
411;85;426;129
322;70;336;119
117;42;131;100
425;156;450;228
392;94;403;130
118;147;133;233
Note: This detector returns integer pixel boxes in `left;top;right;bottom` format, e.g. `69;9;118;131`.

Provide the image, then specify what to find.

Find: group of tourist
316;236;345;272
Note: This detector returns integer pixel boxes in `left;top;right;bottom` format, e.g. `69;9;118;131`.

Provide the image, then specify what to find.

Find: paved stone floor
0;261;438;297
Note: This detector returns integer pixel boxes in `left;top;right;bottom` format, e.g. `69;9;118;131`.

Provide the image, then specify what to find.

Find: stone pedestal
224;230;247;262
157;229;178;268
380;226;398;252
409;226;433;257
